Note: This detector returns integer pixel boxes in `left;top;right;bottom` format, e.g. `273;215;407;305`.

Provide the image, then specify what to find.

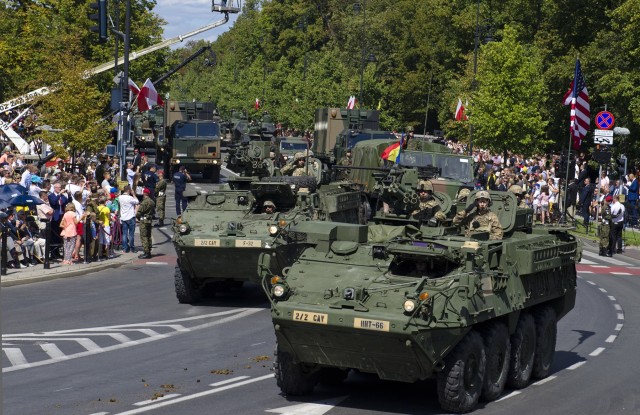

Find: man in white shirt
609;194;625;256
118;185;139;253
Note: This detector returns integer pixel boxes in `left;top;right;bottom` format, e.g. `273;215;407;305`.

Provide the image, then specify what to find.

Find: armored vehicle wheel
532;306;557;379
174;266;202;304
507;312;536;389
437;330;486;413
274;346;319;396
261;176;317;193
480;322;511;402
318;368;349;386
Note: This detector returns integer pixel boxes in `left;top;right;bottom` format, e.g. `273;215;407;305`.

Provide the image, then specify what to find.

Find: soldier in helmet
453;190;503;240
412;180;442;223
281;152;311;177
336;148;353;180
508;184;527;208
456;188;471;203
262;200;276;215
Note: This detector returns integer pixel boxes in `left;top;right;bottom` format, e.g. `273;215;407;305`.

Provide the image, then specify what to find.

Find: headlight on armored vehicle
273;285;286;298
403;300;416;313
175;159;181;164
178;223;190;234
268;225;279;236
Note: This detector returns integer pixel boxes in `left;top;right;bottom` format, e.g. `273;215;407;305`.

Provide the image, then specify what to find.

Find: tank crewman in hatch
336;148;353;180
281;152;311;177
262;200;276;215
508;184;528;208
412;180;445;223
453;190;503;240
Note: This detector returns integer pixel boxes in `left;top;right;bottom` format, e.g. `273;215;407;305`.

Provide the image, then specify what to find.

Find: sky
153;0;239;47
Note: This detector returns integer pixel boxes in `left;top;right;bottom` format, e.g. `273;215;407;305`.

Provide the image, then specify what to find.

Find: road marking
611;272;631;275
586;281;596;285
608;295;616;301
3;309;262;373
615;323;623;331
496;391;521;401
579;271;593;274
112;374;274;414
590;347;605;356
40;343;67;360
618;313;625;320
614;304;622;311
582;250;632;266
3;348;29;367
599;288;607;293
146;262;169;265
605;335;617;343
210;376;250;387
566;361;586;370
532;376;556;385
579;258;596;265
589;265;608;268
251;342;266;347
133;393;181;406
265;396;349;415
88;412;109;415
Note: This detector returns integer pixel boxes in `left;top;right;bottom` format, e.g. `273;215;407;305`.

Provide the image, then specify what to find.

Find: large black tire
507;312;536;389
174;266;201;304
481;322;511;402
532;306;557;379
211;165;221;184
273;346;319;396
260;175;318;193
437;330;486;413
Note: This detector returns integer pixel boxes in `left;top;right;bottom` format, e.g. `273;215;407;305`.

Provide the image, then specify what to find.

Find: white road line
113;374;274;415
582;250;632;266
590;347;605;356
579;271;593;274
4;337;101;352
209;376;250;387
532;376;557;385
3;348;29;367
615;323;623;331
145;262;169;265
579;259;596;265
146;324;188;332
6;333;131;343
618;313;625;320
614;304;622;311
133;393;181;406
589;265;608;268
88;412;109;415
605;335;617;343
586;281;596;285
40;343;67;360
611;272;631;275
599;288;607;293
608;295;616;301
86;328;161;337
496;391;521;401
3;309;262;373
566;361;586;370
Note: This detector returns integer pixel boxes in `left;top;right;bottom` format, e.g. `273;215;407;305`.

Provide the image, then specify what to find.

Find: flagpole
423;71;433;135
562;58;579;225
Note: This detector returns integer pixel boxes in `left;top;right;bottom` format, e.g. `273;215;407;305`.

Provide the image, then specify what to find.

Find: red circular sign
595;111;615;130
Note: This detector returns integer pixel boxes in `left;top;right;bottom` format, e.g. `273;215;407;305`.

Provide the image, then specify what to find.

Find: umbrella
0;184;27;209
9;194;45;207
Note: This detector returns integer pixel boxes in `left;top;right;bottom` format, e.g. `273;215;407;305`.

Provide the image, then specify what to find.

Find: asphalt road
3;178;640;415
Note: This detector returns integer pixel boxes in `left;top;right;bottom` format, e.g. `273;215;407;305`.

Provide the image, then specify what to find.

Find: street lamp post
354;2;375;108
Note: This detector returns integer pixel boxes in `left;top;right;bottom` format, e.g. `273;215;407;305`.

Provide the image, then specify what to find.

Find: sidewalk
0;251;138;287
575;234;640;262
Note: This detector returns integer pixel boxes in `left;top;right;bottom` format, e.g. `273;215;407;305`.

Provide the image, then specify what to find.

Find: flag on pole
455;98;468;121
562;59;590;150
128;78;140;96
137;79;164;112
347;95;356;109
255;98;260;110
380;132;405;164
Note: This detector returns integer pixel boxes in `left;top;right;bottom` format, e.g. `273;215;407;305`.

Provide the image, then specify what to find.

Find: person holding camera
172;165;191;216
453;190;503;240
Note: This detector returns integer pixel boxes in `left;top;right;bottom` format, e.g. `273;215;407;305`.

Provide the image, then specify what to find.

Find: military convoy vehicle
172;176;363;303
224;139;276;178
131;109;163;153
259;190;580;413
158;101;223;182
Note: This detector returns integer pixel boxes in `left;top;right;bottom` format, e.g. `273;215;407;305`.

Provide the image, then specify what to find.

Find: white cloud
154;0;239;46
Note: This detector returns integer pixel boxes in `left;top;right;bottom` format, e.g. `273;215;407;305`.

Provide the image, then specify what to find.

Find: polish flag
455;98;468;121
347;95;356;109
137;78;164;112
255;98;260;109
128;78;140;96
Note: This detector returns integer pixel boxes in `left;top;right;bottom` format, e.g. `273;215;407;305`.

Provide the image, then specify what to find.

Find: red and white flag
128;78;140;96
347;95;356;109
455;98;468;121
562;59;590;150
137;78;164;112
255;98;260;109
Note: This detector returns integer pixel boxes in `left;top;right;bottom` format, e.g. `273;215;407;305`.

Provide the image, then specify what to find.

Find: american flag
562;59;590;150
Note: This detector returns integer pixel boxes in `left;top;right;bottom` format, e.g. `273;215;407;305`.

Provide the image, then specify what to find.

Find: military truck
259;190;581;413
158;101;223;182
312;107;395;166
171;176;364;303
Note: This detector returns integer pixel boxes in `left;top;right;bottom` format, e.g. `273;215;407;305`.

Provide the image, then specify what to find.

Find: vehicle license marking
354;318;390;332
293;310;328;325
235;240;261;248
194;239;221;247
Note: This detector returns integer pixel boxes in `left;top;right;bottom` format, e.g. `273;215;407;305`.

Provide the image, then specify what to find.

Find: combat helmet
508;184;524;195
456;188;471;201
263;200;276;208
475;190;491;201
417;180;433;193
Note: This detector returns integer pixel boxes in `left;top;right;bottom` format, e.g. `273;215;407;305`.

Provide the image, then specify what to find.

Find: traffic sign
595;111;615;130
594;128;613;145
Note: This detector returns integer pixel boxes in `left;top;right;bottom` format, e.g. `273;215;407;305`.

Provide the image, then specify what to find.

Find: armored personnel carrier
172;176;363;303
259;190;581;413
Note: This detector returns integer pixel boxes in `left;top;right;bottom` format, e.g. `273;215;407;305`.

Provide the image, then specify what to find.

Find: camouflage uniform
336;153;352;180
599;201;612;256
136;196;155;256
453;191;503;239
508;185;528;208
281;152;311;177
412;180;444;223
155;177;167;225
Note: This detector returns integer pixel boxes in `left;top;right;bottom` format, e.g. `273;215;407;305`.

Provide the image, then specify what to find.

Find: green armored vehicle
172;177;363;303
260;190;581;413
